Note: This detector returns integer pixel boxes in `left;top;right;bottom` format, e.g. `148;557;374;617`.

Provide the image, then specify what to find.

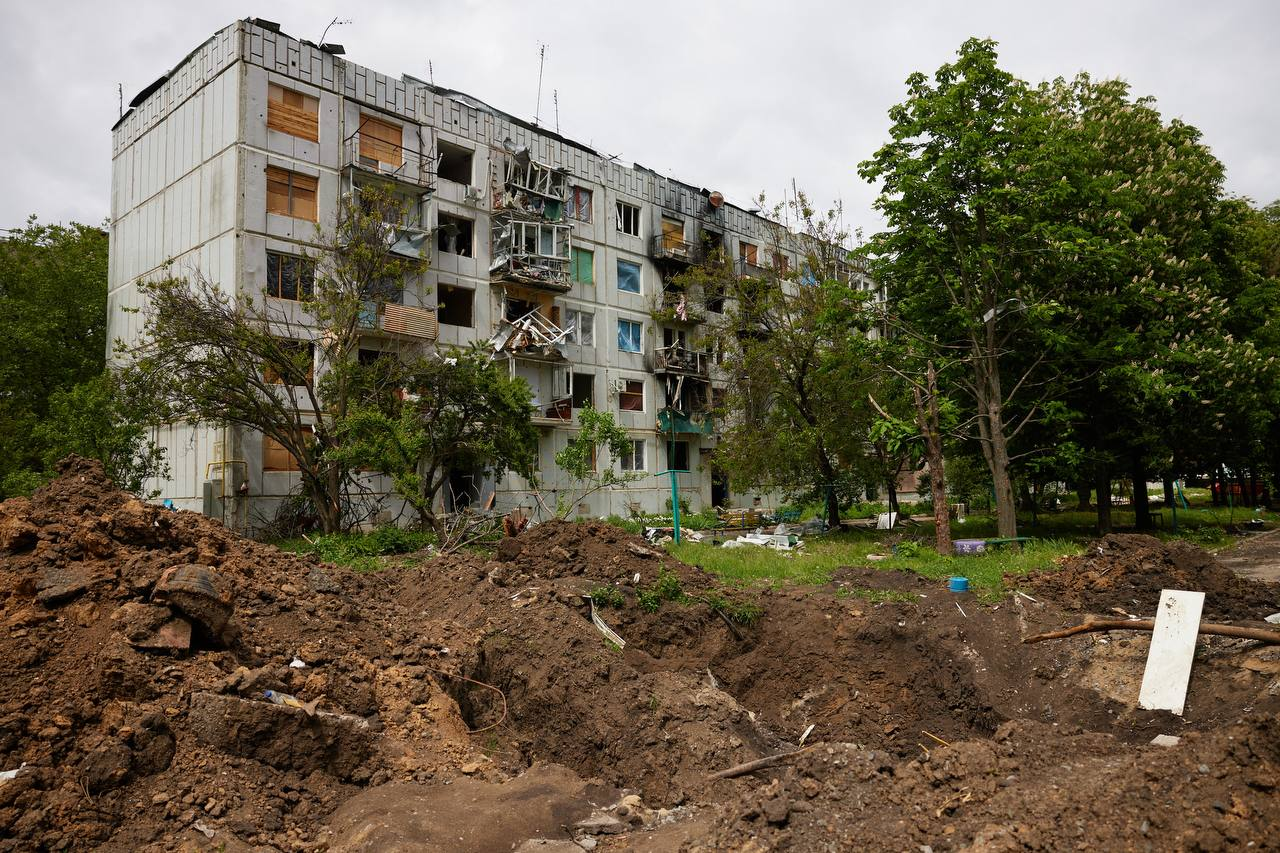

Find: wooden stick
710;745;816;780
1023;619;1280;645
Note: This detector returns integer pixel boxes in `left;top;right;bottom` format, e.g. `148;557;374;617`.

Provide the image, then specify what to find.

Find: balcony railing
359;301;438;341
651;235;703;265
531;396;573;426
651;343;710;376
657;408;714;436
735;257;768;278
489;252;572;291
342;133;434;191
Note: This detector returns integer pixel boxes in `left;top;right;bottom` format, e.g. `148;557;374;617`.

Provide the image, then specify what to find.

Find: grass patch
275;526;435;572
588;585;625;609
637;568;686;612
699;590;764;625
836;586;920;604
873;538;1081;598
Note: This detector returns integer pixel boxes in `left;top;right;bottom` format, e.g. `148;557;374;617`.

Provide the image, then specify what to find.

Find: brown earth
1016;532;1280;621
1;460;1279;851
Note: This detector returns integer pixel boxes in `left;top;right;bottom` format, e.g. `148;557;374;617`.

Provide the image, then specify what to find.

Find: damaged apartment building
107;18;879;530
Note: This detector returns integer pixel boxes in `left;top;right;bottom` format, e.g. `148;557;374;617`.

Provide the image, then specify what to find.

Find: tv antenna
534;43;546;126
319;17;351;47
553;89;560;134
117;83;123;118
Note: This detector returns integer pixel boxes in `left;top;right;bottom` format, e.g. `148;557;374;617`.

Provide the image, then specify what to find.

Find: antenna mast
117;83;123;118
534;44;546;126
553;89;560;134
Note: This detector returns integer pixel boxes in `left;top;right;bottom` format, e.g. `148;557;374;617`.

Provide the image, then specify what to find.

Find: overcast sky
2;0;1277;237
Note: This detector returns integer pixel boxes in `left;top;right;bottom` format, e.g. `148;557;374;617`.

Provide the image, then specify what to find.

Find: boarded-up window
263;425;314;472
359;116;403;168
661;218;684;250
739;241;758;265
572;248;594;284
619;379;644;412
772;251;789;274
266;167;318;221
437;284;474;327
267;84;319;142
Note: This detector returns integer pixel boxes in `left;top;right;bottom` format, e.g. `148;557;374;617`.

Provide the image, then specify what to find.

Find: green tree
547;403;642;518
122;184;426;533
333;345;538;533
0;219;109;495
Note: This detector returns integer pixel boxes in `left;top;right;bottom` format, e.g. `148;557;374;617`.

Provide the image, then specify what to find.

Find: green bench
983;536;1035;550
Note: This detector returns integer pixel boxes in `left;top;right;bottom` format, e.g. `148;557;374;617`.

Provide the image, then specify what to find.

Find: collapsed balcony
494;147;570;218
490;213;573;292
656;373;714;436
488;295;571;362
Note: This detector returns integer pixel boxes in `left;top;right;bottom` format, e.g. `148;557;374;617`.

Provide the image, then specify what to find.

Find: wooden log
1022;619;1280;645
709;745;816;780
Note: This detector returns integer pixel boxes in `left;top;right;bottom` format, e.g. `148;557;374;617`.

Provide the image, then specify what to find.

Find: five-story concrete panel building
108;18;876;531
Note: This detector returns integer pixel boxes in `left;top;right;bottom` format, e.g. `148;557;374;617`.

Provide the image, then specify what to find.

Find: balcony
651;343;710;377
657;408;714;436
359;301;438;341
651;235;703;266
735;257;768;278
490;213;573;292
531;397;573;427
489;308;570;362
342;133;434;192
651;290;705;325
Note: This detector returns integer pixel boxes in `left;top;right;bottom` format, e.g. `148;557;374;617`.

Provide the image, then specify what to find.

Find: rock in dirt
112;602;193;650
35;565;91;606
187;691;373;780
153;564;235;640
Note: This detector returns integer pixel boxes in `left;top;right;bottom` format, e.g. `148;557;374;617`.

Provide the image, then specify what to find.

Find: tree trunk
915;361;951;555
886;477;899;517
1132;456;1152;530
1095;470;1113;535
824;483;840;530
1074;481;1092;512
970;356;1018;539
1163;476;1175;509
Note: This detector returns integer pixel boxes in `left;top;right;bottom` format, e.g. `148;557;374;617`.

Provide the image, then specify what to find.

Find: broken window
619;379;644;412
262;340;314;386
616;201;641;237
262;426;314;472
436;140;473;184
505;296;540;323
564;309;594;345
437;213;474;257
266;252;314;300
617;319;642;353
513;221;570;259
266;167;318;221
619;438;645;471
437;284;474;327
567;186;593;222
617;260;641;294
359;115;403;169
666;440;690;473
572;373;594;409
267;84;318;142
661;218;684;250
572;248;594;284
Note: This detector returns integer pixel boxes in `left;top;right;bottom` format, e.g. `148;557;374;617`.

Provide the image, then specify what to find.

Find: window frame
265;167;318;221
436;139;474;184
616;259;642;294
619;438;646;472
263;425;314;472
666;439;690;473
615;201;641;237
571;247;594;284
571;372;594;409
618;379;644;412
265;251;315;301
266;84;319;142
567;186;594;222
436;212;475;257
617;319;643;354
564;308;594;346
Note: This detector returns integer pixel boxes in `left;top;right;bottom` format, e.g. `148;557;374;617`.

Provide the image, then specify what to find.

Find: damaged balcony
490;214;573;292
488;298;571;363
657;374;714;436
734;256;768;279
651;343;710;377
495;147;570;219
342;128;434;192
650;234;703;266
651;289;706;326
358;301;439;342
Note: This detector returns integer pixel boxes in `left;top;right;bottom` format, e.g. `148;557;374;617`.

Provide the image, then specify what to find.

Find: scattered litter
587;595;626;649
262;690;321;717
705;668;719;689
798;724;815;746
922;729;951;748
0;764;27;782
867;554;888;562
875;512;898;530
289;657;306;669
1138;590;1206;716
192;820;215;839
1015;591;1039;604
1150;734;1181;747
948;576;970;593
724;532;802;551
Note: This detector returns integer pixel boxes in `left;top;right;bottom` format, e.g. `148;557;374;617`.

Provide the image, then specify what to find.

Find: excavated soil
1017;533;1280;620
2;461;1279;851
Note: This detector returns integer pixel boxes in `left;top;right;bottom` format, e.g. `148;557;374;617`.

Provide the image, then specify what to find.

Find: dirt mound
1016;533;1280;620
687;714;1280;851
0;457;474;850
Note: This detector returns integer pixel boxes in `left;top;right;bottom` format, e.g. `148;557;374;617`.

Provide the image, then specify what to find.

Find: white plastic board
1138;589;1205;716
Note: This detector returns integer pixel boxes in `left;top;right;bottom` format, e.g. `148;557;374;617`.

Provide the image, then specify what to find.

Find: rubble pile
1016;533;1280;620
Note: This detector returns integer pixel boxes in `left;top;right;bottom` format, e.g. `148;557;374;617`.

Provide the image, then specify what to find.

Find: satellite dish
708;191;724;209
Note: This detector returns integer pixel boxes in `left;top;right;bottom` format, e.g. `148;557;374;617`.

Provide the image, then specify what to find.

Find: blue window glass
618;319;642;353
617;259;641;293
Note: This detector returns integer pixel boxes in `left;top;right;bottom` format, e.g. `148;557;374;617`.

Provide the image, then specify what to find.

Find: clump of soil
0;456;473;850
688;713;1280;851
1016;533;1280;620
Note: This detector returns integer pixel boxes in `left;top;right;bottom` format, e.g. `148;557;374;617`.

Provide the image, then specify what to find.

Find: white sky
2;0;1277;237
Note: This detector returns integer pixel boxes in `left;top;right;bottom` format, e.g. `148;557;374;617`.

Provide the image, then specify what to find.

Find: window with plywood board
267;84;319;142
359;115;403;169
263;425;313;472
265;167;318;221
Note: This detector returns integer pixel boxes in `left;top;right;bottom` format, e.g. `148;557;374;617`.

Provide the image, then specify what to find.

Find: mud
2;461;1279;851
1016;533;1280;620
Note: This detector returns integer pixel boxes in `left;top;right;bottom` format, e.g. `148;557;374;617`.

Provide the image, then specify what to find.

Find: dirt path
1215;527;1280;585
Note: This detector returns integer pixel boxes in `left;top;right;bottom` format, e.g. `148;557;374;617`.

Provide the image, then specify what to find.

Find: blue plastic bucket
948;576;970;593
